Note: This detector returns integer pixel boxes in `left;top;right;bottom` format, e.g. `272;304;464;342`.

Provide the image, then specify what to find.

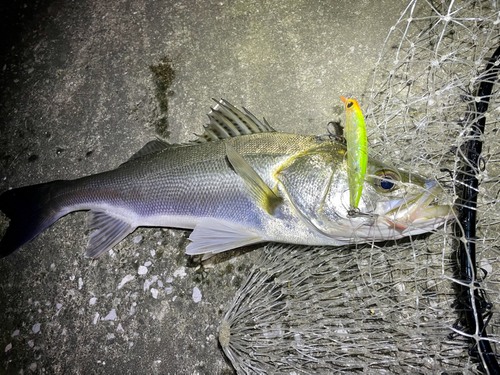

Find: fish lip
381;180;454;230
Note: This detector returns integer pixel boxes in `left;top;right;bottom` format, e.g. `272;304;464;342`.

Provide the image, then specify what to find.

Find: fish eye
347;101;354;108
374;170;400;192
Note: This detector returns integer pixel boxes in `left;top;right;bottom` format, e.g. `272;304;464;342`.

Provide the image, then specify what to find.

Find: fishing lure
341;96;368;211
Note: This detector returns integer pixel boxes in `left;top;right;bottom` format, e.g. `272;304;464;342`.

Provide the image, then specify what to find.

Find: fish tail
0;181;66;257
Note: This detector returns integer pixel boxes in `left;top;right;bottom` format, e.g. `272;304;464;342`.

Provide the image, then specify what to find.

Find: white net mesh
219;0;500;373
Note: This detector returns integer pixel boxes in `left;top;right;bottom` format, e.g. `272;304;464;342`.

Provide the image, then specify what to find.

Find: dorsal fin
127;139;171;161
193;99;276;143
118;139;174;168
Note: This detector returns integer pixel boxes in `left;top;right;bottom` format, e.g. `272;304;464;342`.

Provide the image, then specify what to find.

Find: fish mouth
378;180;455;233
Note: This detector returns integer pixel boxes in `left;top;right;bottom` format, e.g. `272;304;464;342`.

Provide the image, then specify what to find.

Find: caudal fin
0;182;63;257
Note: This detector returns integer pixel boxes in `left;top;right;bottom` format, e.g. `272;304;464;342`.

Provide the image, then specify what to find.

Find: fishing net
219;0;500;373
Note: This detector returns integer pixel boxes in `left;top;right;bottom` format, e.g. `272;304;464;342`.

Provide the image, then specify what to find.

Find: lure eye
347;101;354;109
374;170;400;192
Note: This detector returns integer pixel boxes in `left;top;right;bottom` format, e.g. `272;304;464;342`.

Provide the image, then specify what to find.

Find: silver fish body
0;100;454;259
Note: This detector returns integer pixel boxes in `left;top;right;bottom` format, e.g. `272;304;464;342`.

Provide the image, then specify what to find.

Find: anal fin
86;211;136;258
186;218;263;256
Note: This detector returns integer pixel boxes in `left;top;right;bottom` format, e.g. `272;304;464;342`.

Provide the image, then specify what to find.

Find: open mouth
382;181;455;231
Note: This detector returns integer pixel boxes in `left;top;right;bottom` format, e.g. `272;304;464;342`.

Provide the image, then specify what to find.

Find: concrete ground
0;0;406;373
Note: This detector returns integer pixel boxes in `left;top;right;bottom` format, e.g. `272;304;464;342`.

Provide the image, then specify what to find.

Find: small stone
173;267;186;279
103;309;117;321
118;275;135;289
192;287;202;303
151;288;159;299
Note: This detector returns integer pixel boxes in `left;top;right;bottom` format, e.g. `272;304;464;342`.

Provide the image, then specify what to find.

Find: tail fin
0;182;64;257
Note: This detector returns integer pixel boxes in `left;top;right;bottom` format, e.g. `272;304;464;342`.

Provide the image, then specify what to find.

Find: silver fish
0;100;454;259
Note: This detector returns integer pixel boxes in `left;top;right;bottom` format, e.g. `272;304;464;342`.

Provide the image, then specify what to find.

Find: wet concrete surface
0;0;405;373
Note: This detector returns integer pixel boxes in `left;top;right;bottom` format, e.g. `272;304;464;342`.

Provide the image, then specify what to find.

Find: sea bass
0;100;453;259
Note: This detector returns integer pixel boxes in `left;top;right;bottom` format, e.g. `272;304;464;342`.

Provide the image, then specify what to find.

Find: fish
0;99;454;259
341;95;368;211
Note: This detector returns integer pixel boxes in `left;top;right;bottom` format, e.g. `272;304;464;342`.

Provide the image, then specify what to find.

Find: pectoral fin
86;211;136;258
225;144;282;215
186;218;263;256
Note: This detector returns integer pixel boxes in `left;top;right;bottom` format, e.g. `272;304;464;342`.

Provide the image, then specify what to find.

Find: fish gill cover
220;0;500;373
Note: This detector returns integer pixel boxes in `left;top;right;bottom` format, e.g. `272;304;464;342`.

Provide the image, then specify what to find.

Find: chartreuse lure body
341;96;368;210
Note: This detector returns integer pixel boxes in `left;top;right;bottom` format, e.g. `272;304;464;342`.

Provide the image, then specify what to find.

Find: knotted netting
219;1;500;373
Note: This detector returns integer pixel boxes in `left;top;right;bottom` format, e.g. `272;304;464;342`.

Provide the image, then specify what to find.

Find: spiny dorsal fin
193;99;276;143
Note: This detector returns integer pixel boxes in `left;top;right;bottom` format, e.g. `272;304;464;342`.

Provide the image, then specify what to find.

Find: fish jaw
376;180;455;234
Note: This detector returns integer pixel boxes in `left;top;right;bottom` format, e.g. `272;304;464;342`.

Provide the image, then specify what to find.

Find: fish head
357;159;454;238
277;141;454;244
